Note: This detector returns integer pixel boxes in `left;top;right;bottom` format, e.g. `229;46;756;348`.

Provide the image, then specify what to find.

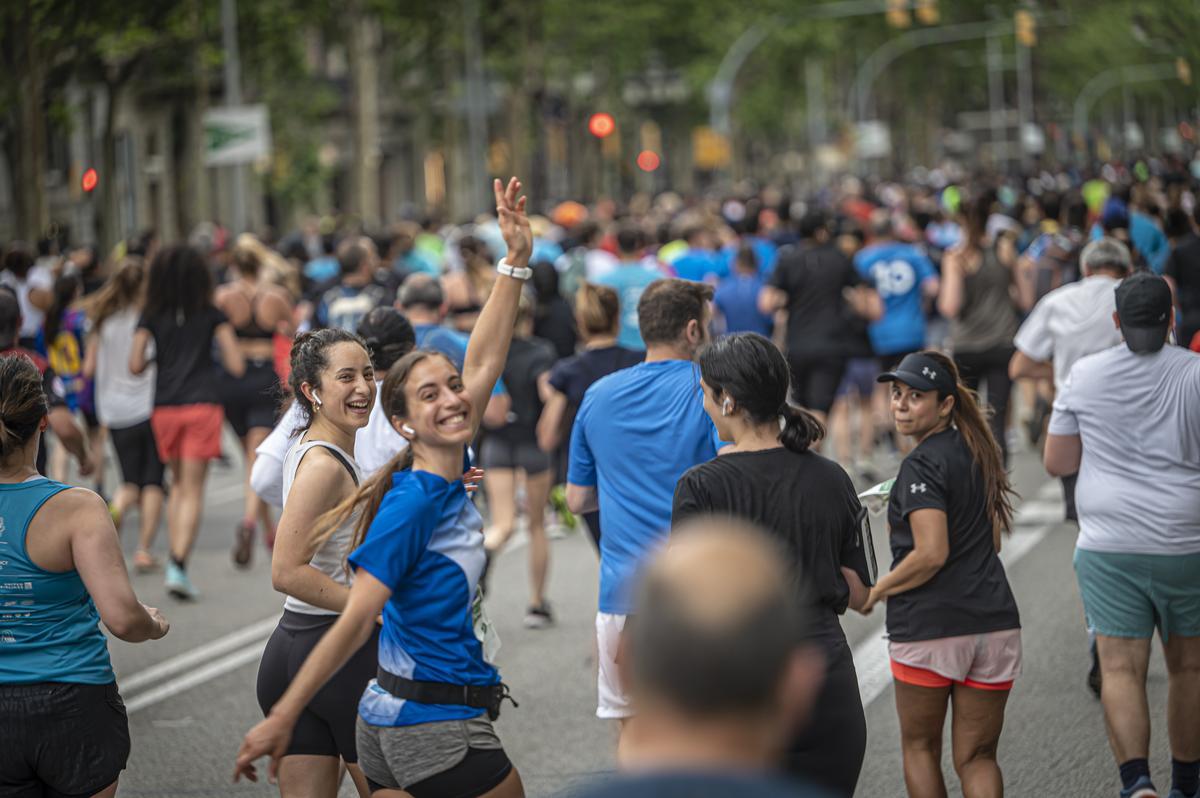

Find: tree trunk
346;1;381;228
99;78;123;253
16;16;48;242
177;0;210;235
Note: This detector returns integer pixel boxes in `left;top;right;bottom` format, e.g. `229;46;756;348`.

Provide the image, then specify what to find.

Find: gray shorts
479;436;551;474
355;714;503;790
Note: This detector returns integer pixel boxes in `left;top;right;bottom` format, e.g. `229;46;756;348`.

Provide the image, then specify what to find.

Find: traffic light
1015;9;1036;47
636;151;660;172
588;113;616;139
914;0;939;25
886;0;911;29
81;168;98;193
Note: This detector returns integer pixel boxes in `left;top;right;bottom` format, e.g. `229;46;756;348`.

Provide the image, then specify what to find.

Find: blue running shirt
568;360;721;614
853;242;936;356
349;469;498;726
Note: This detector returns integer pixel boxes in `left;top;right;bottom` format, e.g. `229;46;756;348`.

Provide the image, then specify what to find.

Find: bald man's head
627;518;804;718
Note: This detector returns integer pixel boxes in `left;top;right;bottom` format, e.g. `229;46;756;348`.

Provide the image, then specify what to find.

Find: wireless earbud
312;390;323;409
722;398;733;417
402;424;415;436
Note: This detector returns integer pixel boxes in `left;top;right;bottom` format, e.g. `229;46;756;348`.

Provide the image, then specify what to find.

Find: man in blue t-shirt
853;212;939;367
670;227;727;283
397;274;510;426
315;237;393;331
596;226;661;350
714;244;773;336
567;278;722;730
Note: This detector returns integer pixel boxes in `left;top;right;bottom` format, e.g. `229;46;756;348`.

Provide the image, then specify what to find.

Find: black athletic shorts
785;641;866;797
879;349;918;374
0;681;131;798
109;420;165;489
364;744;513;798
786;353;847;415
221;358;280;438
255;610;380;763
479;435;551;475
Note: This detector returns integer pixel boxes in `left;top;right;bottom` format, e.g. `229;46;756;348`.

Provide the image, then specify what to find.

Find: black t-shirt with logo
768;241;871;357
672;447;874;649
137;306;228;407
885;427;1020;642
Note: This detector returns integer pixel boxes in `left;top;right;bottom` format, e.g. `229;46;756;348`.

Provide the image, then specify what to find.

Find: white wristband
496;259;532;280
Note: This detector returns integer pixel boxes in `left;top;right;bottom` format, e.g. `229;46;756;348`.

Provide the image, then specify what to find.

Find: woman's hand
860;587;884;615
495;177;532;267
233;713;294;785
463;466;485;495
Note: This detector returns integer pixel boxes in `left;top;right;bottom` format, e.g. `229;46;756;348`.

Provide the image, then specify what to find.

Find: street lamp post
220;0;246;234
1071;63;1178;147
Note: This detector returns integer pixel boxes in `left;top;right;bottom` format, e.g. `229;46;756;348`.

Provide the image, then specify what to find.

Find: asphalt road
80;432;1175;798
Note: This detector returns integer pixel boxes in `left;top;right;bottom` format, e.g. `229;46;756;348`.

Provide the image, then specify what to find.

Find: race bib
472;587;501;664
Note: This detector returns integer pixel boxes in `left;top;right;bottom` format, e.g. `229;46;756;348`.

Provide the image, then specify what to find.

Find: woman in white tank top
254;328;378;798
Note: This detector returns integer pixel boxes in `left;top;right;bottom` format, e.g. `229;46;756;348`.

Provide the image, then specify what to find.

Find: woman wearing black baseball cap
865;351;1021;797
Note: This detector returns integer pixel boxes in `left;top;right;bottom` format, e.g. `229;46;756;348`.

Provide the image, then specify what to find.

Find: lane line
126;642;268;714
118;615;279;695
855;480;1062;707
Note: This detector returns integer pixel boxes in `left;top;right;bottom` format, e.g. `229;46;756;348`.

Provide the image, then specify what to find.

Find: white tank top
281;438;363;616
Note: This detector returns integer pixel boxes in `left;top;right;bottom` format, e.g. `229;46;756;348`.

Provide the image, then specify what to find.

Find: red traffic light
636;150;661;172
81;168;98;193
588;113;616;139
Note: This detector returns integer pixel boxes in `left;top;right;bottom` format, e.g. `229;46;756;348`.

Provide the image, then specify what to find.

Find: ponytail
779;404;824;454
923;351;1016;534
311;445;415;575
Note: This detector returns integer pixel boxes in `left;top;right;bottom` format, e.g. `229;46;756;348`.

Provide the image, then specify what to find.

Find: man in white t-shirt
0;248;54;347
1010;237;1131;521
1044;272;1200;798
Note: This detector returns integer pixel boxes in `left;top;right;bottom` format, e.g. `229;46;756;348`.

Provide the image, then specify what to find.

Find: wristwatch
496;259;533;280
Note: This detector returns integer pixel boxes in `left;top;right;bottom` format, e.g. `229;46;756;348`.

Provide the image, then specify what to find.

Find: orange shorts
888;629;1021;691
151;404;224;462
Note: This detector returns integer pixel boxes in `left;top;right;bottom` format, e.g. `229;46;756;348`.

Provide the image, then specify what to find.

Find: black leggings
953;346;1014;464
784;641;866;798
256;610;380;762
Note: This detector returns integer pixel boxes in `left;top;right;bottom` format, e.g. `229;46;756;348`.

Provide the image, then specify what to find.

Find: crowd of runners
1;156;1199;798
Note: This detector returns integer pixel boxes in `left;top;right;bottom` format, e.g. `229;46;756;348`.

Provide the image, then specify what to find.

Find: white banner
204;105;272;166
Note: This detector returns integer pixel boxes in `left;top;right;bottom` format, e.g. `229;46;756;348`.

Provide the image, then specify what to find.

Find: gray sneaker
523;603;553;630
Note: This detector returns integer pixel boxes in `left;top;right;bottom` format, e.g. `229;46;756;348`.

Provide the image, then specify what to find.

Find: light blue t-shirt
349;469;498;726
854;241;937;356
597;264;661;350
568;360;721;614
720;236;779;279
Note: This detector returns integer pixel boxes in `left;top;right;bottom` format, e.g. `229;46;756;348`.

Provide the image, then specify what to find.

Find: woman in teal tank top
0;353;170;798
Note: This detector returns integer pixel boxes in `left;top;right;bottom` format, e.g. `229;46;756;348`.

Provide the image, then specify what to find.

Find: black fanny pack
376;669;518;721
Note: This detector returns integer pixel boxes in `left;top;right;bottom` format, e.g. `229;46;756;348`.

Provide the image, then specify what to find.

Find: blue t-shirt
720;235;779;278
714;274;772;336
414;323;506;395
1089;212;1169;273
672;249;728;283
597;264;661;350
568;360;721;614
348;469;498;727
853;241;936;356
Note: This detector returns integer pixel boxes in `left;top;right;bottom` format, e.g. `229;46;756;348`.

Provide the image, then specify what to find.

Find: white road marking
854;481;1064;707
118;615;279;695
126;642;269;714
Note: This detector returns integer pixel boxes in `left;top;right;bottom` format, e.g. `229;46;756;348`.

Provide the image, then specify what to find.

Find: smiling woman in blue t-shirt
235;177;532;798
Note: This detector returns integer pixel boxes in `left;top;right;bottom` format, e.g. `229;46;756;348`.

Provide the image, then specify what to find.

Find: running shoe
549;485;578;532
165;562;199;601
133;549;160;574
1088;647;1103;698
1121;776;1158;798
232;520;254;568
1167;790;1198;798
108;502;122;530
523;603;554;630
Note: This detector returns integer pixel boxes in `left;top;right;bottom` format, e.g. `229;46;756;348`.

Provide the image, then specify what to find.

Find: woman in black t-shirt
131;245;244;601
671;332;873;798
537;282;642;552
869;351;1020;798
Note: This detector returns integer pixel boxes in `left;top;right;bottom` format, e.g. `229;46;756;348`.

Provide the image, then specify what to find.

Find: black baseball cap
877;352;957;396
1115;272;1172;354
